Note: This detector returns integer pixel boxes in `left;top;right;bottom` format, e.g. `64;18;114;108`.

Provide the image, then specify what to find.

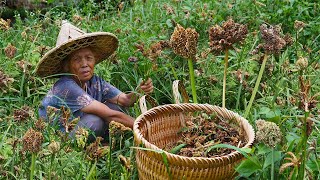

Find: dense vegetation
0;0;319;179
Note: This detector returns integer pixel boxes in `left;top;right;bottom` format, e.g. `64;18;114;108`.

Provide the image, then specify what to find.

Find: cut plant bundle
170;24;199;103
164;113;247;158
209;18;248;108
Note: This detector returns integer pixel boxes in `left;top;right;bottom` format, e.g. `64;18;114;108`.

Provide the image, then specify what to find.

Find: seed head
22;128;44;153
0;18;10;31
16;60;32;73
86;137;109;161
298;76;319;112
109;121;131;137
72;15;83;22
296;56;308;70
255;119;282;148
0;70;14;93
209;18;248;54
170;24;199;59
147;40;170;60
48;141;60;154
253;24;287;55
13;106;31;122
34;118;46;131
4;43;17;59
75;128;89;149
294;20;306;31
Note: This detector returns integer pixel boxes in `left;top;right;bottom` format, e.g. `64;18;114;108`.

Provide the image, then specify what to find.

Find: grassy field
0;0;319;179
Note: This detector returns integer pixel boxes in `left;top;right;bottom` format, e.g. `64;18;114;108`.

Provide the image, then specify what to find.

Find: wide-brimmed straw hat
35;20;118;77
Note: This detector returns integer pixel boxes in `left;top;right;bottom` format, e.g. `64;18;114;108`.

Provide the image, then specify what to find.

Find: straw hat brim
35;32;118;78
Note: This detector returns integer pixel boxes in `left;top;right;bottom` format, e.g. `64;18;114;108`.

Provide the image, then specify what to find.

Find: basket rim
133;103;255;163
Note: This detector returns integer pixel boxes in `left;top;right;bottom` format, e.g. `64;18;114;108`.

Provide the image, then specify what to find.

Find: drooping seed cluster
170;24;199;59
298;76;318;112
22;128;44;153
253;24;287;54
209;18;248;54
255;119;282;148
109;121;131;137
86;137;109;161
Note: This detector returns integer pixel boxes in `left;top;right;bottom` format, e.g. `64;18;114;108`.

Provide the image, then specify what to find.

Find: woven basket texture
134;103;255;180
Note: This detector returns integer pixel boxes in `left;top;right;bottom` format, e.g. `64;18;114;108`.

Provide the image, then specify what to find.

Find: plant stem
223;49;229;108
271;148;274;180
86;160;97;180
298;112;309;179
48;154;55;180
187;58;197;103
30;153;36;180
169;63;179;80
244;54;268;118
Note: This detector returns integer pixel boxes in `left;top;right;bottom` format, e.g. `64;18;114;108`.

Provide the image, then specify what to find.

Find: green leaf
236;157;262;177
263;151;282;169
166;19;173;28
169;144;186;154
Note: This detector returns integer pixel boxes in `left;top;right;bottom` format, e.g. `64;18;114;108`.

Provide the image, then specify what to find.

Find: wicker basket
134;80;255;179
134;103;255;180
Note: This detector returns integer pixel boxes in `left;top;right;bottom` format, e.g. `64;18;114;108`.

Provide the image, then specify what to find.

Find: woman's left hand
139;78;153;94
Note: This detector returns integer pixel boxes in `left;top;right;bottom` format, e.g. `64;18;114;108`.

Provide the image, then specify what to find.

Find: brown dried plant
298;76;319;112
22;128;44;153
209;18;248;54
59;106;79;133
13;106;32;122
34;118;46;131
279;152;300;179
4;43;17;59
170;24;199;59
252;24;287;55
86;137;109;161
0;70;14;93
0;18;11;31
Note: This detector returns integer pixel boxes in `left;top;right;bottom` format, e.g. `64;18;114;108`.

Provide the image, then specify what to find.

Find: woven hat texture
35;20;118;77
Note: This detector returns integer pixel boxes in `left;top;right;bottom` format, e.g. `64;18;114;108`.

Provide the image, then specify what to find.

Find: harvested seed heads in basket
164;113;247;158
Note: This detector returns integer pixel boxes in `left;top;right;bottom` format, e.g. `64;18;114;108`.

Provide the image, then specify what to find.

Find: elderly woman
36;21;153;141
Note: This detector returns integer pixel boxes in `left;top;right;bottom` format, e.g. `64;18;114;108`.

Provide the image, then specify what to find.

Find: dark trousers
70;102;124;143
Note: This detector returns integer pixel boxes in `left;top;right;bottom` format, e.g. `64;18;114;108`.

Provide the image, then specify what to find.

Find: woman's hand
139;78;153;94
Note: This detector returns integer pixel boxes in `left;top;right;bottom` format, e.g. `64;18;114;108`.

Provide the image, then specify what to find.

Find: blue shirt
39;75;121;121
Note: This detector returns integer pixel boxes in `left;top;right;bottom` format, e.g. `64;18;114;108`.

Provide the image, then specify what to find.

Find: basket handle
139;94;158;114
172;80;190;127
172;80;189;104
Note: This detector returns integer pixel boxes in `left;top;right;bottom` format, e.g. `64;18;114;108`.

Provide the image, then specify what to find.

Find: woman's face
67;47;96;83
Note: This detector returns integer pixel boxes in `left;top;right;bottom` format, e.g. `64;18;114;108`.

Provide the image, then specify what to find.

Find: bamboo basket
134;81;255;180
